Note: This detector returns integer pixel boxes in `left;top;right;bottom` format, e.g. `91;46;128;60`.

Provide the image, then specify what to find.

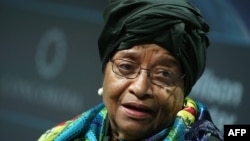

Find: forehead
113;44;180;66
116;44;169;56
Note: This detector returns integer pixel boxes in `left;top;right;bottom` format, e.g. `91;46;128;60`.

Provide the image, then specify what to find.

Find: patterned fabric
38;97;223;141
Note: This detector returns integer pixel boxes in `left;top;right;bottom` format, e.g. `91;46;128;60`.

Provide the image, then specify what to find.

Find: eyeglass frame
110;59;185;88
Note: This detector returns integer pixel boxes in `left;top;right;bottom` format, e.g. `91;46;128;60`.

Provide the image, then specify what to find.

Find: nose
128;69;153;98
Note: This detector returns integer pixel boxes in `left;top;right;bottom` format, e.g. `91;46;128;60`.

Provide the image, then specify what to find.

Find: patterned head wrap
98;0;210;95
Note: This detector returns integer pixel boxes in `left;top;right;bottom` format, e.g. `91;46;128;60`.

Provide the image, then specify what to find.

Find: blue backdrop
0;0;249;140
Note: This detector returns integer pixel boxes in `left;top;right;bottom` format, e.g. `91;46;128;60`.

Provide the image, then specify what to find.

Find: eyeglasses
110;59;185;88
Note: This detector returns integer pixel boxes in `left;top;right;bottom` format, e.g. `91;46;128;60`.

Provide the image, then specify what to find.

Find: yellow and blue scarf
38;97;223;141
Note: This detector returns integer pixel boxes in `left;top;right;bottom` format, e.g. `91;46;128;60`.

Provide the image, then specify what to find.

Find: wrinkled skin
102;44;185;140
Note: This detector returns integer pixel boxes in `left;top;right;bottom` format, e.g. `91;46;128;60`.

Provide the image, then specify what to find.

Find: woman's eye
156;69;172;78
118;63;135;71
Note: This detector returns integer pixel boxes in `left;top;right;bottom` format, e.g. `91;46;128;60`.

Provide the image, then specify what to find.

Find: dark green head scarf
98;0;210;95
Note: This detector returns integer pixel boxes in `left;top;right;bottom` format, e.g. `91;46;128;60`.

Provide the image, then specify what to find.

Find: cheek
102;65;128;106
157;88;184;124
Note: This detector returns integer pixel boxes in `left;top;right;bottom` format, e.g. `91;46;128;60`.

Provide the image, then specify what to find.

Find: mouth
122;103;153;119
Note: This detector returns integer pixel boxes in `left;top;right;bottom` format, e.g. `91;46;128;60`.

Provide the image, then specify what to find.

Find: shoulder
208;135;223;141
37;103;106;141
37;117;78;141
185;120;224;141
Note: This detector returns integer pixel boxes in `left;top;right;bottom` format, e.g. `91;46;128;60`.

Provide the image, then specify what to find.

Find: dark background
0;0;249;140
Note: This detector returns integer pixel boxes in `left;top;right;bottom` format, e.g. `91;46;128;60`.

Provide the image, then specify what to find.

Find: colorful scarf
38;97;223;141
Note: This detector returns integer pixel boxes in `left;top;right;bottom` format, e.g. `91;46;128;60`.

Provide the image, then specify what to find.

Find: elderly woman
38;0;224;140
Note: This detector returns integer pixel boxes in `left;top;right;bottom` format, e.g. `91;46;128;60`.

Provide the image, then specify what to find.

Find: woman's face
102;44;185;140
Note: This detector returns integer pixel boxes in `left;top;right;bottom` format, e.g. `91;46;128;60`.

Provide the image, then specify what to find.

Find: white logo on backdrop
35;28;68;80
0;27;84;113
191;68;244;132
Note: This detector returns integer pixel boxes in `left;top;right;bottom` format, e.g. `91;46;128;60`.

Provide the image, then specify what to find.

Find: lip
122;102;153;119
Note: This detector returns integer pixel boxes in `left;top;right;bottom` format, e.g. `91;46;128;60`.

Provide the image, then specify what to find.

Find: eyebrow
115;49;180;66
114;49;140;60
